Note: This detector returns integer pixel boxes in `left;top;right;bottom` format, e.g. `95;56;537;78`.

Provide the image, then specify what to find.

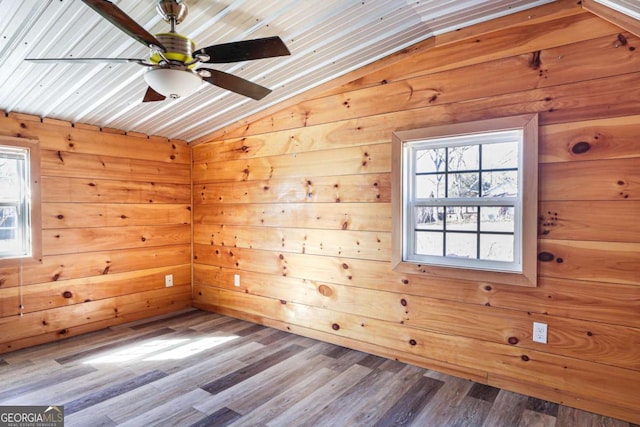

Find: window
0;136;42;265
392;114;538;286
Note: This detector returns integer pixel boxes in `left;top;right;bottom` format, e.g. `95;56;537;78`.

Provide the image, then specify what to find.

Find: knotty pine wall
0;112;192;353
192;2;640;423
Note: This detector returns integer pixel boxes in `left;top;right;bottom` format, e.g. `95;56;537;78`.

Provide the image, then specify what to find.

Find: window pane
482;171;518;198
445;233;476;258
448;145;479;171
0;158;22;201
446;206;477;231
415;174;445;198
415;148;446;173
480;206;514;232
0;145;30;259
415;207;443;230
0;206;21;255
416;231;443;256
482;141;518;169
448;173;479;198
480;234;514;262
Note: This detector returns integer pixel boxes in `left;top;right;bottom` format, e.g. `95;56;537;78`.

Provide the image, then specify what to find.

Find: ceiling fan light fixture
144;67;201;99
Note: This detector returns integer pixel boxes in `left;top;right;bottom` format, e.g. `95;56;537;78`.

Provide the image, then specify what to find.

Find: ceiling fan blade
142;86;166;102
25;57;146;65
195;36;290;64
81;0;165;51
199;69;271;100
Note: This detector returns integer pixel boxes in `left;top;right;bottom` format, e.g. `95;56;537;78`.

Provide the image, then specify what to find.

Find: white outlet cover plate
234;274;240;287
533;321;547;344
165;274;173;287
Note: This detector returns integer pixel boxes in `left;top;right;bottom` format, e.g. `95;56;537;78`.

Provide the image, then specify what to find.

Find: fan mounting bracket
156;0;188;31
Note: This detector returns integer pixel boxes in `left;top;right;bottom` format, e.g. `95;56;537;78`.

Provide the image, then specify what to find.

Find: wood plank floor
0;309;637;427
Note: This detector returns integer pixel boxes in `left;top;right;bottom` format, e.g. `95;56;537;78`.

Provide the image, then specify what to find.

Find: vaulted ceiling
0;0;637;142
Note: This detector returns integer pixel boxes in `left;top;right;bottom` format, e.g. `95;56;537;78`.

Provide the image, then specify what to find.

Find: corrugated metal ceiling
0;0;625;142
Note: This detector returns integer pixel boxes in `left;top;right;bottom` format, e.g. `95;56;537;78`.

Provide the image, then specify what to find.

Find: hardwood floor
0;309;636;427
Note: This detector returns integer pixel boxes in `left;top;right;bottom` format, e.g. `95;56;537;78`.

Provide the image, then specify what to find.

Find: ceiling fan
26;0;291;101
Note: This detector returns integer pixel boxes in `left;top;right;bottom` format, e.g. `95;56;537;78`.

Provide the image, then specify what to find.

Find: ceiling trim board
583;0;640;37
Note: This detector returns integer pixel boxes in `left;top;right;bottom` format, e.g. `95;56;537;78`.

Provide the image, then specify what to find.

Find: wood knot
342;263;349;269
52;273;60;281
586;331;593;336
279;254;285;260
318;285;332;296
556;257;564;264
62;291;73;299
409;339;417;346
280;299;287;304
140;236;146;242
617;33;628;46
571;141;591;154
332;323;340;331
521;355;530;362
484;285;492;291
120;215;128;219
402;279;409;285
400;298;407;307
59;329;68;335
530;50;542;69
538;252;554;262
508;337;519;345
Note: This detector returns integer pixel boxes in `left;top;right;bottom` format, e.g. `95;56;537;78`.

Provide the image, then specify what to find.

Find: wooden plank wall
192;2;640;423
0;113;192;353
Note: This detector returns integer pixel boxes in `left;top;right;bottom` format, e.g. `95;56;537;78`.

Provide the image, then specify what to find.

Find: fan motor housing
150;33;196;66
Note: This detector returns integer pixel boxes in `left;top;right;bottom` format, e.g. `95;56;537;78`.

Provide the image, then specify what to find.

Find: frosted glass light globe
144;68;201;99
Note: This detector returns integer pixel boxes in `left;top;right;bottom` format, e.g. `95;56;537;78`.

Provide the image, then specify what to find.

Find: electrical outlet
533;322;547;344
234;274;240;287
165;274;173;287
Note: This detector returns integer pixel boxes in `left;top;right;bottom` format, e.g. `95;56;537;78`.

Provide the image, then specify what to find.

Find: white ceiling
0;0;614;142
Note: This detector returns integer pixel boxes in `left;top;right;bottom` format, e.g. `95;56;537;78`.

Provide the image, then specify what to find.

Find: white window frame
392;114;538;287
0;136;42;265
